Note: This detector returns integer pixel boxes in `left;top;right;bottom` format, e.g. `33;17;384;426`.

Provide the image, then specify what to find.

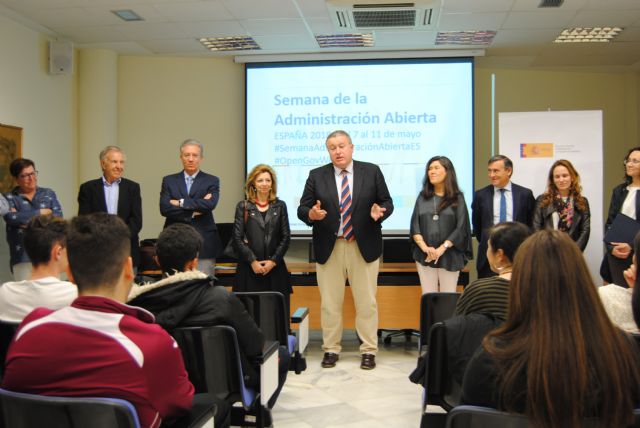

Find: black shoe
321;352;339;368
360;353;376;370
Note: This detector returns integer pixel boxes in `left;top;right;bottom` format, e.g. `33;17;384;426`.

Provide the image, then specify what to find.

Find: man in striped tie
298;130;394;370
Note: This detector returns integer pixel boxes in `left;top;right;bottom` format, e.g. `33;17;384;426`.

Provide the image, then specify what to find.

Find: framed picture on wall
0;123;22;193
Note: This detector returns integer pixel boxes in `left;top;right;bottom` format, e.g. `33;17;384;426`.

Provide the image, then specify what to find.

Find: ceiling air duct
327;0;441;30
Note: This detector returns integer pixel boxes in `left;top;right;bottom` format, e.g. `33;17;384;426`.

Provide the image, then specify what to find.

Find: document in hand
604;214;640;245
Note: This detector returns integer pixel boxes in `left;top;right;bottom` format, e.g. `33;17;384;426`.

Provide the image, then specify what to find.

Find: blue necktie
499;188;507;223
186;176;193;194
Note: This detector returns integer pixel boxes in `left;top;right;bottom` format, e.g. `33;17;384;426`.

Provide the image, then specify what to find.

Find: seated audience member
455;222;530;320
599;231;639;332
2;213;195;428
129;224;287;409
462;230;640;427
0;215;76;322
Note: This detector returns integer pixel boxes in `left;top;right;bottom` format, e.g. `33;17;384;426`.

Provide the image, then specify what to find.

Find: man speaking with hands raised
298;130;393;370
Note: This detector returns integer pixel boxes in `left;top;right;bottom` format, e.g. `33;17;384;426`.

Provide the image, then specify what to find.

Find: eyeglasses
18;171;38;179
624;159;640;166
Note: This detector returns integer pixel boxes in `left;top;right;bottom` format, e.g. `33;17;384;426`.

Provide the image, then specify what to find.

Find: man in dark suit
298;130;393;370
472;155;535;278
78;146;142;268
159;139;221;276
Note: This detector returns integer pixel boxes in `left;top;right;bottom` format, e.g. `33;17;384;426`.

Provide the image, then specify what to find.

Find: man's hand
204;193;212;200
308;200;327;221
370;203;386;221
611;242;632;259
40;208;53;215
170;199;180;207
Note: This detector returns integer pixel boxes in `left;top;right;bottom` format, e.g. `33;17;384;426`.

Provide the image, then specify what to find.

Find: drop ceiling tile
55;25;129;42
175;20;246;37
438;12;507;31
295;0;332;18
373;30;437;47
241;18;308;36
252;33;317;50
442;0;514;13
114;21;187;39
220;0;299;20
153;1;233;21
137;37;205;52
569;9;640;27
502;10;578;29
512;0;589;11
76;40;151;54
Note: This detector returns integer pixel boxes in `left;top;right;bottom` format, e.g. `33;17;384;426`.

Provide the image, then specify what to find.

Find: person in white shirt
0;215;77;322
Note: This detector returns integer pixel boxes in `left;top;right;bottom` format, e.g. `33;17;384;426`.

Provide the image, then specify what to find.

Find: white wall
0;14;76;281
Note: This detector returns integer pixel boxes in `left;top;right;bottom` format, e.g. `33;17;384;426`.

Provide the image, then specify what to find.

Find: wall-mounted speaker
48;41;74;75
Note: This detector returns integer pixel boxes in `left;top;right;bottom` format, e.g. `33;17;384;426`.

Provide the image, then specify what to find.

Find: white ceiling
1;0;640;70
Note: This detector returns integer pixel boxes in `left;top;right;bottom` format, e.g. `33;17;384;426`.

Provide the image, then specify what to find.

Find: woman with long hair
462;230;640;428
230;164;292;313
601;147;640;285
410;156;472;293
533;159;590;251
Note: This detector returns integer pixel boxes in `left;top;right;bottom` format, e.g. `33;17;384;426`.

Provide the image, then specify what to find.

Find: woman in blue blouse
4;158;63;280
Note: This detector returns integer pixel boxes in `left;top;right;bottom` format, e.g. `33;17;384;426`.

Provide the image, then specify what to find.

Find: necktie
186;176;193;194
499;188;507;223
340;170;354;242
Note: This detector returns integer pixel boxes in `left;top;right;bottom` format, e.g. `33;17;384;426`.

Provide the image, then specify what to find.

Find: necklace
255;200;269;208
432;196;439;221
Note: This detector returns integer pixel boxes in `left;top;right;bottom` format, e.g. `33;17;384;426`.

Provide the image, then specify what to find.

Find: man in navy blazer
472;155;535;278
298;130;393;370
159;139;221;276
78;146;142;268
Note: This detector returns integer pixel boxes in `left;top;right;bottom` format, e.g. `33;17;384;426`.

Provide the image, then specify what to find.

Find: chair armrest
290;307;309;323
259;340;279;406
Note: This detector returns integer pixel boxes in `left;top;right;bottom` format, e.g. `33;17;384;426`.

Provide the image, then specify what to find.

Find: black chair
0;321;19;380
171;325;278;428
445;405;640;428
419;292;461;351
233;291;309;374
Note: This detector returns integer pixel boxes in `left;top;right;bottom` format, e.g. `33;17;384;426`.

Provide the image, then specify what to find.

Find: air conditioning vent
539;0;564;7
327;0;440;30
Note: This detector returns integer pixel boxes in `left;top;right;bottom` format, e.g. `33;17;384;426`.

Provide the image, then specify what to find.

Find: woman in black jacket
601;146;640;285
231;164;292;313
532;159;590;251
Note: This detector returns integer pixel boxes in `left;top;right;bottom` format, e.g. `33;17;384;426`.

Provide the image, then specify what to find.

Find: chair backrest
0;388;140;428
0;321;19;380
171;325;256;409
446;405;640;428
234;291;289;348
425;322;461;411
419;292;461;350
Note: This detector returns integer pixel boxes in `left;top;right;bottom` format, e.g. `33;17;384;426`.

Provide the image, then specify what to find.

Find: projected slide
246;58;474;235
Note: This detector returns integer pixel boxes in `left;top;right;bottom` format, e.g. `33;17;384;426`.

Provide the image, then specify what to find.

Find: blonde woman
230;164;292;312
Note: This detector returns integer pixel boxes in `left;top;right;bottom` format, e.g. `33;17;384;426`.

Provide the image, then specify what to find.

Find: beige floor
270;330;424;428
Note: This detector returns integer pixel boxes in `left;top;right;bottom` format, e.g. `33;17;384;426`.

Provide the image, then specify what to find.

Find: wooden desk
216;262;422;330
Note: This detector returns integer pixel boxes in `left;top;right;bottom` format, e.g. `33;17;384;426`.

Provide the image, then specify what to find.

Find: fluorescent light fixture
316;33;374;48
554;27;622;43
111;9;143;22
199;36;260;51
436;31;496;46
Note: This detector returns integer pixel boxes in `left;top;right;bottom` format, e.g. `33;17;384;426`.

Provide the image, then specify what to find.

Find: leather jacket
532;194;591;251
231;199;290;264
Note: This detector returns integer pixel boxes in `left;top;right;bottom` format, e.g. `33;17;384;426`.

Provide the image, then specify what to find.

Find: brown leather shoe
360;353;376;370
321;352;339;368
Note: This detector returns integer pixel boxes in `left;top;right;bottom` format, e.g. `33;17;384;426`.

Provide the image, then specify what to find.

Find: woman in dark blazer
532;159;590;251
601;146;640;285
231;164;292;313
